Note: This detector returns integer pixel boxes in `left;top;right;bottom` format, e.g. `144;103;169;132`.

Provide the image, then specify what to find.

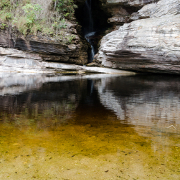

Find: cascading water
75;0;110;63
84;0;96;62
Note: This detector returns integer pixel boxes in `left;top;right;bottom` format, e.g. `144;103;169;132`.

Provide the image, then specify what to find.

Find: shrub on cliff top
22;3;42;27
11;2;42;35
0;0;12;21
54;0;77;19
0;0;77;43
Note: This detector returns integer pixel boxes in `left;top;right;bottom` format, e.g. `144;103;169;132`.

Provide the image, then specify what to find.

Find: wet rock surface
96;0;180;74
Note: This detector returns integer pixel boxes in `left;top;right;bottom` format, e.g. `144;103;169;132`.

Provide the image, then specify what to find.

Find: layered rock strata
0;0;89;65
0;46;134;75
0;25;88;65
96;0;180;74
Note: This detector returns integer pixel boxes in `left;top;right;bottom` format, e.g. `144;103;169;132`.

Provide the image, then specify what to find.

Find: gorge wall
0;0;180;74
0;25;88;64
0;0;89;71
95;0;180;74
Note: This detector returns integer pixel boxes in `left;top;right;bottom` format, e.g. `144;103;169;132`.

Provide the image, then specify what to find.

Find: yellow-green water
0;116;180;179
0;75;180;179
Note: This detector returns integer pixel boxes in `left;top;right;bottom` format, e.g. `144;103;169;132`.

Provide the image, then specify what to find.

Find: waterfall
84;0;95;62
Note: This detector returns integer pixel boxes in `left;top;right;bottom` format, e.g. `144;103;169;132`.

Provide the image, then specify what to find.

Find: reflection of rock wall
95;76;180;125
0;74;122;127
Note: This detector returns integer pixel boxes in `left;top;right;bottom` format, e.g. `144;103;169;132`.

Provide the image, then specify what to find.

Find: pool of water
0;73;180;179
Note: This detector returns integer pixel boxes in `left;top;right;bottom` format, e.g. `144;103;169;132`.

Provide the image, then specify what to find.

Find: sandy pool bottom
0;120;180;180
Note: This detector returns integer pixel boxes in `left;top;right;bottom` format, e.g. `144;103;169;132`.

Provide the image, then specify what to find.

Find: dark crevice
75;0;111;62
122;5;141;14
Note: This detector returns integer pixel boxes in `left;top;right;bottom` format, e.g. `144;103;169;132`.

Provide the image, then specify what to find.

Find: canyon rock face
100;0;157;26
0;0;89;66
96;0;180;74
0;26;88;65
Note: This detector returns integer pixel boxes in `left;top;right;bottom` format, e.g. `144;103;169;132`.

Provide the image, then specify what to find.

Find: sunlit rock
96;0;180;74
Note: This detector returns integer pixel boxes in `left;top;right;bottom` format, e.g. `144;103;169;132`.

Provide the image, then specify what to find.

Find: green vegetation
22;3;42;28
0;0;77;44
55;0;77;18
12;3;43;35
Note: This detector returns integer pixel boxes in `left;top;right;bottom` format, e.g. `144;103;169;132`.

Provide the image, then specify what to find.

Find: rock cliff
0;26;88;65
96;0;180;74
0;0;88;67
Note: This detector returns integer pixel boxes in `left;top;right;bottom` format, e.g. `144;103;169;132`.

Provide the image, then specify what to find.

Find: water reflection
96;75;180;126
0;73;180;179
0;73;120;128
0;73;180;129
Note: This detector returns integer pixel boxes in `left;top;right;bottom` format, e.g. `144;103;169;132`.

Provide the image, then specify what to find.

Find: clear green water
0;74;180;179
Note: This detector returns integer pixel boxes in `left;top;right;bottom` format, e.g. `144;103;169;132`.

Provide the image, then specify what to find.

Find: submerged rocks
96;0;180;74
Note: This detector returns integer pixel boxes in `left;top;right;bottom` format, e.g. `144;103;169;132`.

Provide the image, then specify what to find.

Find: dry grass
0;0;75;42
31;0;53;19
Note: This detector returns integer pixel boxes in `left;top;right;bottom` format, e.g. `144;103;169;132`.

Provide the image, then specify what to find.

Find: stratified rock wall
0;0;89;65
96;0;180;74
0;26;88;65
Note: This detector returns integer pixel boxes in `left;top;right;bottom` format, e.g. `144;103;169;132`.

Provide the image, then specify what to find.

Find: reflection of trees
0;79;87;128
0;102;77;130
1;74;180;129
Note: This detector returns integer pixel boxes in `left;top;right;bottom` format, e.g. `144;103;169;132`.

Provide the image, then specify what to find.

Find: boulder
96;0;180;74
